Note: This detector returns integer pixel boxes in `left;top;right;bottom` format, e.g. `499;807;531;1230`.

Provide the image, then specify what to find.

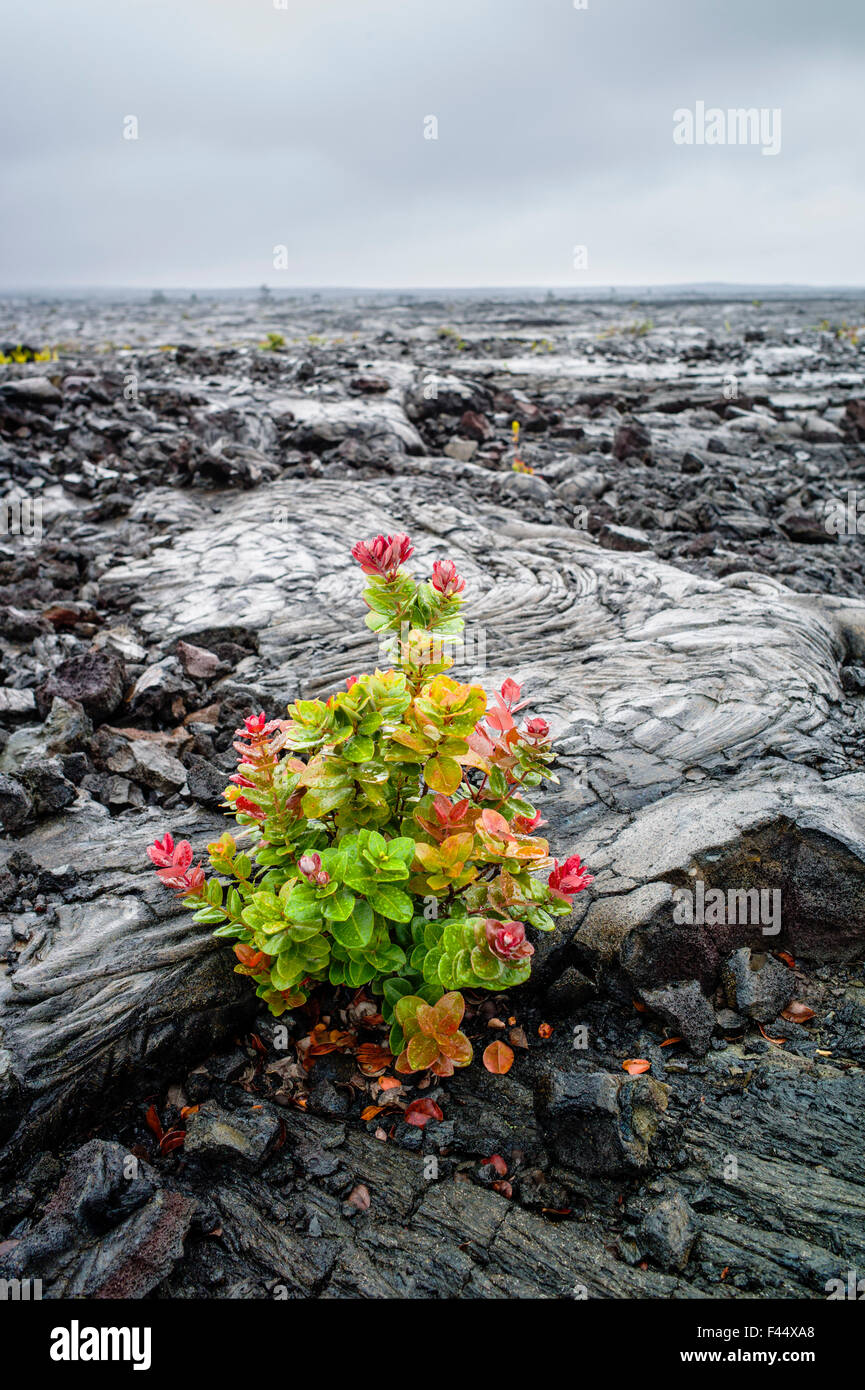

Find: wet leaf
509;1027;529;1050
758;1024;786;1046
537;1022;553;1039
781;1000;816;1023
659;1036;682;1048
347;1183;371;1211
483;1041;514;1074
776;951;796;969
622;1059;651;1075
404;1097;444;1128
481;1154;508;1176
144;1104;164;1143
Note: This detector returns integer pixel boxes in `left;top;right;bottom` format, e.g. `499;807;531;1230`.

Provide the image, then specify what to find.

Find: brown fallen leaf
622;1059;651;1075
487;1017;506;1029
347;1183;371;1212
483;1041;514;1075
509;1027;529;1050
632;999;647;1013
492;1180;513;1199
377;1075;402;1091
781;1001;816;1024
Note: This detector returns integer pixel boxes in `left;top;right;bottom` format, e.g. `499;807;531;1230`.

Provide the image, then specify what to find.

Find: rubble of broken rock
1;291;865;1299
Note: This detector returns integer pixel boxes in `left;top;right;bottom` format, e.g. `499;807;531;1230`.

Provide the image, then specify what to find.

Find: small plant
147;534;592;1073
259;332;286;351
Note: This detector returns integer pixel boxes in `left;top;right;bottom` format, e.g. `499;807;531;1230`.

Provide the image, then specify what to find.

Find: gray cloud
1;0;863;287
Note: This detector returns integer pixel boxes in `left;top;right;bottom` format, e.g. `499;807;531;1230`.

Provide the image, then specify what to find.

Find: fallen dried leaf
487;1017;506;1029
404;1098;444;1128
481;1154;508;1176
758;1024;786;1046
509;1027;529;1050
347;1183;371;1212
144;1104;164;1143
377;1075;401;1091
781;1001;816;1024
492;1180;513;1199
622;1059;651;1075
776;951;796;969
659;1036;682;1048
483;1041;514;1074
537;1022;553;1039
179;1105;199;1119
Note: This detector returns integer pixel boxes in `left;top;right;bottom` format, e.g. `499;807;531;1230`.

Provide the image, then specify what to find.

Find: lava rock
36;649;125;722
721;948;794;1023
0;774;33;832
534;1067;670;1176
543;965;595;1014
183;1100;281;1169
640;980;715;1056
613;419;652;462
185;754;227;808
17;759;77;818
638;1188;698;1271
598;523;653;552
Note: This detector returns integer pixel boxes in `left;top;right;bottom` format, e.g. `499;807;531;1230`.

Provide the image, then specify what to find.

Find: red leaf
159;1129;186;1154
144;1104;164;1143
404;1098;444;1128
537;1022;553;1039
483;1041;514;1075
481;1154;508;1176
492;1180;513;1198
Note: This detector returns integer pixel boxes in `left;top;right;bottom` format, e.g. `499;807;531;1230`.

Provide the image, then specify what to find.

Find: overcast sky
1;0;862;288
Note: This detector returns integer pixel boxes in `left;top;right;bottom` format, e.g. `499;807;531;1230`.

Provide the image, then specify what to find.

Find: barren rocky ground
1;291;865;1300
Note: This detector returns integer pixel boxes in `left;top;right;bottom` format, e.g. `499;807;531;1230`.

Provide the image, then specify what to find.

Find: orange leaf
179;1105;199;1119
622;1059;651;1075
355;1042;394;1075
159;1129;186;1154
632;999;647;1013
659;1036;682;1048
781;1001;816;1024
758;1024;786;1046
776;951;796;969
377;1076;401;1091
483;1041;514;1075
537;1022;553;1039
144;1104;164;1143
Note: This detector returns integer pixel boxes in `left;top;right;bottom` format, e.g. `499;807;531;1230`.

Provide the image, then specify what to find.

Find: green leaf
320;886;356;921
424;754;462;795
366;883;414;922
330;905;375;951
343;734;375;763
